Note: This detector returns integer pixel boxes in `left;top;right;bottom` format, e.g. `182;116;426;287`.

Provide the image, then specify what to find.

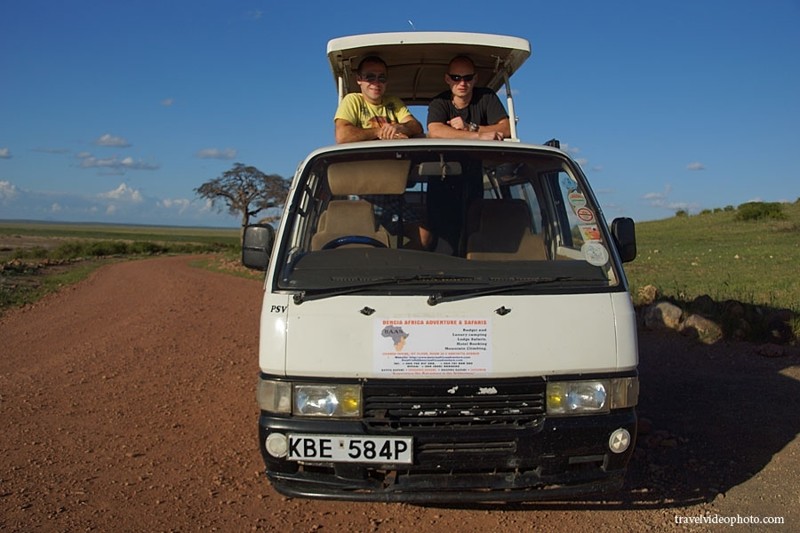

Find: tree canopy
195;163;289;230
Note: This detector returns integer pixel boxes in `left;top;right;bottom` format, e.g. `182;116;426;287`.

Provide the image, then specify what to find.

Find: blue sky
1;0;798;227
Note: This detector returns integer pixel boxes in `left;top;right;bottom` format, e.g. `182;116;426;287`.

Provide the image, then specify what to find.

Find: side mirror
242;224;275;271
611;217;637;263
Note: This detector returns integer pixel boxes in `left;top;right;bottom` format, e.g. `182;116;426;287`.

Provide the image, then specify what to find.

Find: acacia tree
195;163;289;233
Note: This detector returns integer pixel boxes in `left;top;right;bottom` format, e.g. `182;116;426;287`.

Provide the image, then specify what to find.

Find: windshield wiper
427;276;592;305
293;274;480;304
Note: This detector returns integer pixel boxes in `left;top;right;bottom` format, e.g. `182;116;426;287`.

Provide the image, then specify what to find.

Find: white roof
327;32;531;106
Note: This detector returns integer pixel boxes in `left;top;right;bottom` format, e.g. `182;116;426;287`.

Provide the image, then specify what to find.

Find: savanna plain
1;203;798;531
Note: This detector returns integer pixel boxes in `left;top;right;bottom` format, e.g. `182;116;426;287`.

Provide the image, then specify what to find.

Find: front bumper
258;410;637;503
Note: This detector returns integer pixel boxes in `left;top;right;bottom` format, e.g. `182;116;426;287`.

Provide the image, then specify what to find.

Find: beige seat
310;200;389;250
466;199;547;260
310;159;411;251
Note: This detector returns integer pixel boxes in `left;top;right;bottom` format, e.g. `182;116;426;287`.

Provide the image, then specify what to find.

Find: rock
757;344;786;358
722;300;746;318
637;285;659;305
644;301;683;331
767;316;796;344
691;294;716;315
681;314;724;344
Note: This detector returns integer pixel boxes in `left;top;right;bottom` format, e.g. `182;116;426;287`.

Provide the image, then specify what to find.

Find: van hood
261;292;637;379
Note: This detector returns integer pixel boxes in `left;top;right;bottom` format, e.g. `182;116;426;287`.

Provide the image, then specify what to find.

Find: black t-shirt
427;87;508;127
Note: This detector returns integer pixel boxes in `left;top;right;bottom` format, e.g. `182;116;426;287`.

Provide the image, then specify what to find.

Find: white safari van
243;32;639;502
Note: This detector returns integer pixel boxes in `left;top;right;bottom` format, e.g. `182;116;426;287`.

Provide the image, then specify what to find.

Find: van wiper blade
427;276;581;306
293;274;480;304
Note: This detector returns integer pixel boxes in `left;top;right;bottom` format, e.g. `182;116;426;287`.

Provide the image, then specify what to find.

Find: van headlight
294;384;362;417
546;377;638;416
256;378;362;417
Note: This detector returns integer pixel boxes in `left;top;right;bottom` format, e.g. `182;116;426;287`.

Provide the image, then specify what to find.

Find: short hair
448;55;475;69
357;56;388;73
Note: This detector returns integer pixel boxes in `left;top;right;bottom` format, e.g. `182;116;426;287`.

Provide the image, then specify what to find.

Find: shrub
675;209;689;218
734;201;787;222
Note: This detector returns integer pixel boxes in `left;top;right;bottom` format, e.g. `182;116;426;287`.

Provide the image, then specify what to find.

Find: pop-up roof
327;32;531;107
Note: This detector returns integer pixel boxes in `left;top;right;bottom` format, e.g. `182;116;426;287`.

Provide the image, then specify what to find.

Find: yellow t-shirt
334;93;413;129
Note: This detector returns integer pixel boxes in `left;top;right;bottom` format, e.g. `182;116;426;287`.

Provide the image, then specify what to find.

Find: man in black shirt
423;56;511;254
427;56;510;140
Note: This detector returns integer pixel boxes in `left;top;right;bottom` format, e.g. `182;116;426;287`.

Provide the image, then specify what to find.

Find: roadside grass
0;220;238;245
0;260;105;310
624;201;800;314
0;221;241;314
625;200;800;337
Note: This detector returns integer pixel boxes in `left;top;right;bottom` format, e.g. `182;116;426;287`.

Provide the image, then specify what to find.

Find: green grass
0;220;240;245
624;201;800;312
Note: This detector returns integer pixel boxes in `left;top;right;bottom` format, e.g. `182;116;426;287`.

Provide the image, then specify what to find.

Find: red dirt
1;256;798;531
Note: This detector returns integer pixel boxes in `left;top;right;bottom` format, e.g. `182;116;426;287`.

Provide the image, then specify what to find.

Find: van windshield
275;145;624;295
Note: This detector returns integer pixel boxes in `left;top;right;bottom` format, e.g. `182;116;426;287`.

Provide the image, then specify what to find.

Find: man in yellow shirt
334;56;423;143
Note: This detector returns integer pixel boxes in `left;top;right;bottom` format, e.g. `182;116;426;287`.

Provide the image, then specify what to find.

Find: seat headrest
327;159;411;195
479;199;532;232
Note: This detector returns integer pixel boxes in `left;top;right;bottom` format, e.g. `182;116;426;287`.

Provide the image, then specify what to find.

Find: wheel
321;235;387;250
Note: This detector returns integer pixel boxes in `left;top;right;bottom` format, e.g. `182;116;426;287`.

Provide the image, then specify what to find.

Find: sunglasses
448;73;475;82
360;73;387;83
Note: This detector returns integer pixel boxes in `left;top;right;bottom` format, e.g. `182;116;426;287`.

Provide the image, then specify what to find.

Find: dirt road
1;256;798;531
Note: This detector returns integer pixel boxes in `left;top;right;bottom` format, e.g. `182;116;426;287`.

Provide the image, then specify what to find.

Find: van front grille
362;380;546;430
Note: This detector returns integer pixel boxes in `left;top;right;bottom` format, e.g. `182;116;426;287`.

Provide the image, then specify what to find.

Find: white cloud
78;153;159;171
95;133;131;147
643;184;673;205
643;184;699;213
158;198;191;213
686;162;705;171
161;98;175;107
197;147;237;160
98;183;144;203
560;143;580;155
0;180;19;202
0;147;11;158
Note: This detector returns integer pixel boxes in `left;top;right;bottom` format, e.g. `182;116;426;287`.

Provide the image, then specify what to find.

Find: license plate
287;434;413;464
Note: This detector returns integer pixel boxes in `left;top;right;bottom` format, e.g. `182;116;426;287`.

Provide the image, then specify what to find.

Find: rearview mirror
611;217;637;263
242;224;275;271
417;161;462;177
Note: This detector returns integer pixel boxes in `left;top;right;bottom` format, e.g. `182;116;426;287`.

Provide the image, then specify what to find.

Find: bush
734;202;787;222
675;209;689;218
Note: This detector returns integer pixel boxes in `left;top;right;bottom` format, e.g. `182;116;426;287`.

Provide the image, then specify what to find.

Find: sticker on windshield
578;224;601;242
582;242;609;266
567;190;587;209
575;206;595;223
375;319;492;376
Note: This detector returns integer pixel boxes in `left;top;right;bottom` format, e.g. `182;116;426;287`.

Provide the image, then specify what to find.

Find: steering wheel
321;235;387;250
